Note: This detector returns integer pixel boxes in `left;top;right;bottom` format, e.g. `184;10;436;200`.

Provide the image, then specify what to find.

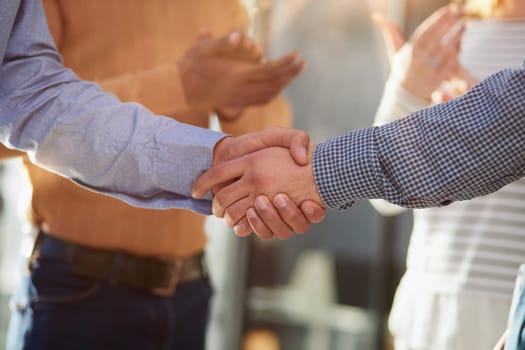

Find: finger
223;196;253;227
245;51;300;81
272;194;310;233
256;127;310;165
425;17;464;58
212;178;251;218
227;31;243;48
300;200;326;223
412;6;454;44
440;18;465;47
192;156;245;199
233;217;253;237
371;12;406;58
240;60;305;96
246;208;275;240
235;34;263;63
249;57;304;83
413;8;463;58
223;126;310;165
254;196;294;240
239;63;305;105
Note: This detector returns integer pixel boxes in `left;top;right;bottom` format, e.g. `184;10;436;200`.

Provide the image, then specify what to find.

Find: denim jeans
7;257;213;350
506;284;525;350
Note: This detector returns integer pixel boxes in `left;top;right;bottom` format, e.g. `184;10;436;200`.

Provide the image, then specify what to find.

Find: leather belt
31;231;207;297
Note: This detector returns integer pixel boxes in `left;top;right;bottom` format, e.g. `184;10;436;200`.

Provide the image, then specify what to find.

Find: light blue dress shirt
0;0;225;214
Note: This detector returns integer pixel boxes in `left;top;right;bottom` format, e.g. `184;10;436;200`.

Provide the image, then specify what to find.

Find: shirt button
440;199;453;206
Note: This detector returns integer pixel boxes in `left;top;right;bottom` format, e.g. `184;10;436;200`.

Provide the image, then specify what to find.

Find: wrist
177;59;210;110
307;143;324;206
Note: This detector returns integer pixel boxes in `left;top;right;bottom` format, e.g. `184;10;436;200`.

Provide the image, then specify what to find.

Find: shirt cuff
313;127;384;210
153;119;226;214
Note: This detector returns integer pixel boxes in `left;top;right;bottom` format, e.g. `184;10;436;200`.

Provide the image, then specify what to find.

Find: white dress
373;19;525;350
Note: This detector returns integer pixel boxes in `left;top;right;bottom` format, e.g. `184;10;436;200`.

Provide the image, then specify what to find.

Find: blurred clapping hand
178;29;305;121
372;5;476;103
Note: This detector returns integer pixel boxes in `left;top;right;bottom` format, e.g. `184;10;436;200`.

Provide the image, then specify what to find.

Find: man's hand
178;31;304;113
233;195;326;240
193;142;326;239
208;126;312;169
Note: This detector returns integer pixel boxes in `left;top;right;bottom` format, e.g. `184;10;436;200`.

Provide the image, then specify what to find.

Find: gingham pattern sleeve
313;67;525;210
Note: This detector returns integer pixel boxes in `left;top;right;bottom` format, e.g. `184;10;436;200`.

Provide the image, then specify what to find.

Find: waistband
31;231;208;297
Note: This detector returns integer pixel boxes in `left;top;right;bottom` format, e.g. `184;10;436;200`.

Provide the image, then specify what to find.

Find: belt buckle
151;258;184;297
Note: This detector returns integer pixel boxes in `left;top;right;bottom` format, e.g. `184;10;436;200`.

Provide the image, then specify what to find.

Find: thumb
258;127;310;165
221;127;311;165
372;12;405;60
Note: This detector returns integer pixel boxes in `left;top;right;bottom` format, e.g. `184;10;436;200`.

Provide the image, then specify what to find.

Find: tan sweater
9;0;291;257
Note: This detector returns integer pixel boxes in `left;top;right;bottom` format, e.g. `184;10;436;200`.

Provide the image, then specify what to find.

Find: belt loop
200;253;208;278
28;231;44;270
151;259;184;297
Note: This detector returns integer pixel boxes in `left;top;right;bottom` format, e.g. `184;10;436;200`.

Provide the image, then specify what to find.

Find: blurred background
0;0;448;349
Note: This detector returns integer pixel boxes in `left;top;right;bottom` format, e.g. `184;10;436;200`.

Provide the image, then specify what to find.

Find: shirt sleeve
369;78;432;216
314;66;525;210
0;0;225;214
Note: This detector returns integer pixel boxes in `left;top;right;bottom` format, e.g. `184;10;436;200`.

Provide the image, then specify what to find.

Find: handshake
192;127;327;240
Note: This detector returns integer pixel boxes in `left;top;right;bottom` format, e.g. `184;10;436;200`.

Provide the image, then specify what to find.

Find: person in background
5;1;306;349
370;2;525;349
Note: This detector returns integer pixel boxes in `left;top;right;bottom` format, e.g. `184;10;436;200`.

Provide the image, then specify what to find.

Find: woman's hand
373;5;468;101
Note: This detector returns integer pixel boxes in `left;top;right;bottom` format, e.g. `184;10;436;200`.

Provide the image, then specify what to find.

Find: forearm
370;79;431;215
0;0;224;214
315;67;525;209
0;145;24;160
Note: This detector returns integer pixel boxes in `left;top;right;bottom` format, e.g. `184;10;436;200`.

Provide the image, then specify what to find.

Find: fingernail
303;204;314;216
274;194;287;209
224;213;233;227
212;203;221;217
229;32;240;44
247;208;258;220
299;147;307;160
233;225;242;235
255;196;267;210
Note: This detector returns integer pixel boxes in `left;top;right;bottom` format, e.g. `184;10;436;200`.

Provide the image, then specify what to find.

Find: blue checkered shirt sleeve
313;67;525;210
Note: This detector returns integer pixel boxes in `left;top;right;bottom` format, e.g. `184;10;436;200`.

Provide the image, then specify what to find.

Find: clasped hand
192;127;326;240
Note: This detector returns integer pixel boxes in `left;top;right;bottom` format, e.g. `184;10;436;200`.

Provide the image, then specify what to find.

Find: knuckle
213;192;227;213
227;205;244;225
224;210;235;227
